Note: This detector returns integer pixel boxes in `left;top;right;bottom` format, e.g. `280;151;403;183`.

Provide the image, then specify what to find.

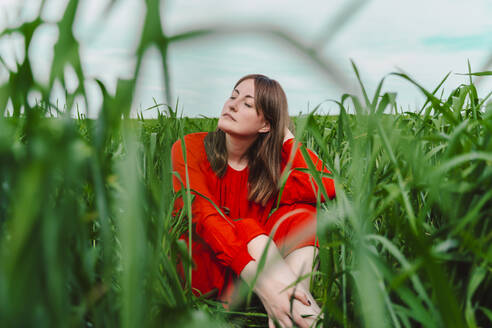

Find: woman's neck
225;133;256;169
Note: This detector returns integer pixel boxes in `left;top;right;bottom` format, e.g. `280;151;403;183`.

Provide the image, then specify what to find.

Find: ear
258;121;270;133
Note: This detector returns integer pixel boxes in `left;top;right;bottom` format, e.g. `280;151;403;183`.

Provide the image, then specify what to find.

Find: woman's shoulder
171;132;209;162
172;132;207;148
184;132;208;145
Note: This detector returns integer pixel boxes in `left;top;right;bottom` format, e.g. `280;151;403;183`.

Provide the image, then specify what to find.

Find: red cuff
229;247;254;275
234;218;267;243
229;219;267;275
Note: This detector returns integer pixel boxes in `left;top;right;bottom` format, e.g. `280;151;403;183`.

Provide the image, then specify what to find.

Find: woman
171;74;335;327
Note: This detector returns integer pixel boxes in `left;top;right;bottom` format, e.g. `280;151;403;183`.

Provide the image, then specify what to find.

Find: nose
229;99;238;112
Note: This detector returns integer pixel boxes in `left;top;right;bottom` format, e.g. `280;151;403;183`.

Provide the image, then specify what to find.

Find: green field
1;0;492;327
1;71;491;327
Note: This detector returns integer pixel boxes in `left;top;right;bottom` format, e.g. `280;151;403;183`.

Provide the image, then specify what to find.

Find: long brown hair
204;74;289;206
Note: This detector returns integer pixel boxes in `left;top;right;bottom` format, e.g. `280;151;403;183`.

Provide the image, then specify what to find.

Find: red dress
171;132;335;297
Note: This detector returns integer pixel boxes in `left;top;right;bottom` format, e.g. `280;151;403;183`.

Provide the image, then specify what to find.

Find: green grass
1;0;492;327
1;74;491;327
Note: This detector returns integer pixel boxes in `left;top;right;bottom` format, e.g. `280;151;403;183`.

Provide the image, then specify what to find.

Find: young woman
172;74;335;328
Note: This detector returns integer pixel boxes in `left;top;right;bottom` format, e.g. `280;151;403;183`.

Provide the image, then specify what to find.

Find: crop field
1;0;492;327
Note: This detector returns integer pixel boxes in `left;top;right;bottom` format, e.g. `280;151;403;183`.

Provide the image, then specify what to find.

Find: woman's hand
240;235;321;327
283;127;294;144
256;265;320;328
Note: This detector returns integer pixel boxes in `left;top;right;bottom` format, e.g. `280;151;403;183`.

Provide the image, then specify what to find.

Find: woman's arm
171;135;266;275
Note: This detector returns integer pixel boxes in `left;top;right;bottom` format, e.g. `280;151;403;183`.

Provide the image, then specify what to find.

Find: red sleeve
279;138;336;205
171;134;260;275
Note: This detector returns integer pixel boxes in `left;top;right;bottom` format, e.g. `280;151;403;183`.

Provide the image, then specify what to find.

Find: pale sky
0;0;491;117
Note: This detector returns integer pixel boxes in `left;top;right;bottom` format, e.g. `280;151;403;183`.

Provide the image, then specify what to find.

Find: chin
217;119;233;133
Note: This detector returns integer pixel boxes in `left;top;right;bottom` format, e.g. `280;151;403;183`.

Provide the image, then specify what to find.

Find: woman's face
217;79;270;138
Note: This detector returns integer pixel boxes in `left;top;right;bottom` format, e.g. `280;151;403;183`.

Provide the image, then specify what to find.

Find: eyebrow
233;88;254;99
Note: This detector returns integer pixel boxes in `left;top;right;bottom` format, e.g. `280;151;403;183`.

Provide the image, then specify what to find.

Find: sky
0;0;491;118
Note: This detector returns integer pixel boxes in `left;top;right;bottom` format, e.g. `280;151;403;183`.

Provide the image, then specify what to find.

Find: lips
222;113;236;121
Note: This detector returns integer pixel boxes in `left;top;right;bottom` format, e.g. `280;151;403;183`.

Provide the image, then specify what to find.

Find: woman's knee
266;203;318;256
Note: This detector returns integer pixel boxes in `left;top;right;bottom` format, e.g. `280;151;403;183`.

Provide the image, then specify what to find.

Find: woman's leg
284;246;318;290
264;203;319;289
260;204;322;326
178;236;232;299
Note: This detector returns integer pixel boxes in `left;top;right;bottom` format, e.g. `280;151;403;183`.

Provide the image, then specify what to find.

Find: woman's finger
292;308;309;328
307;295;321;312
290;289;310;307
268;316;276;328
291;299;320;327
279;314;293;328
